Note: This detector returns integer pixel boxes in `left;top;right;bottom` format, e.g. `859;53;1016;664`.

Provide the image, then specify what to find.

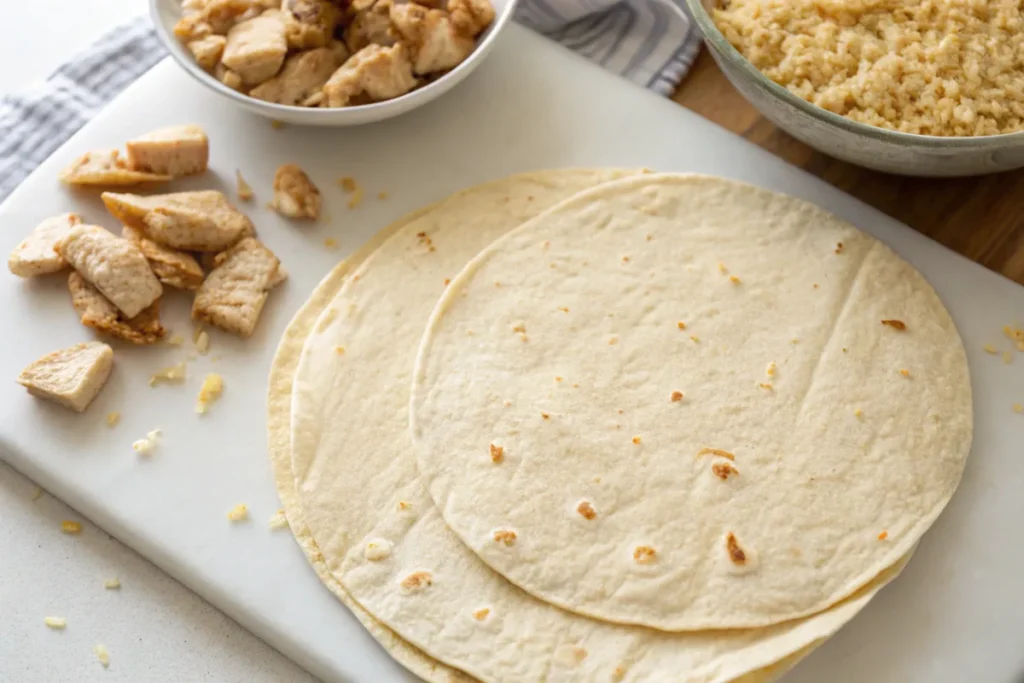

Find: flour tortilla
286;170;915;682
410;174;972;631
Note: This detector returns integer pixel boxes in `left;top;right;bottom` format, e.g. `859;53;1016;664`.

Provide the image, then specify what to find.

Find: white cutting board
1;25;1022;683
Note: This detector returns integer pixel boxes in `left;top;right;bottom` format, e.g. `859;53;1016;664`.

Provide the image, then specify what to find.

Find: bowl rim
683;0;1024;148
149;0;519;118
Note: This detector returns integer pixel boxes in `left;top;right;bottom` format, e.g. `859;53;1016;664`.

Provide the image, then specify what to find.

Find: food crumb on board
712;462;739;480
339;177;357;193
632;436;642;444
149;362;186;387
766;362;776;377
697;447;735;461
677;321;686;330
132;429;161;456
94;644;110;668
854;408;863;418
104;578;121;590
196;374;224;414
576;500;597;520
759;382;773;390
899;368;911;378
195;330;211;355
236;170;254;201
983;344;998;354
268;509;289;530
61;520;83;534
348;186;365;209
690;335;700;343
489;443;504;463
227;504;249;522
324;238;338;250
43;617;66;630
493;529;517;546
729;275;741;284
472;607;490;621
106;412;121;427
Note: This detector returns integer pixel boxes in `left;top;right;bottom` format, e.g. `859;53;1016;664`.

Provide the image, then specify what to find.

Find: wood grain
672;49;1024;285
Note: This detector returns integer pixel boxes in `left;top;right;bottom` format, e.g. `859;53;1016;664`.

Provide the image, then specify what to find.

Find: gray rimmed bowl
684;0;1024;177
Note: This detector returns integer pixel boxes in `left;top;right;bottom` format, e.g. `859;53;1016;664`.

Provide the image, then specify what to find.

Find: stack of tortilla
268;171;972;682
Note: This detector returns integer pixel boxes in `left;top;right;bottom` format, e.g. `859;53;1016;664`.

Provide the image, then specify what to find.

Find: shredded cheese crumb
106;412;120;427
983;344;998;354
854;408;863;418
61;520;83;534
339;176;356;192
877;531;888;541
489;443;504;463
632;436;642;444
729;275;741;284
236;170;253;201
541;412;550;420
608;336;619;345
44;617;66;629
697;447;735;461
766;362;777;377
226;504;249;522
717;262;728;274
671;390;684;402
759;382;773;390
196;374;224;414
149;362;186;387
335;346;345;355
268;509;289;530
104;578;121;590
196;330;211;355
348;186;365;209
94;644;110;668
677;321;686;330
493;529;517;546
690;335;700;343
324;238;338;249
899;369;911;378
473;607;490;621
132;429;160;455
397;500;412;511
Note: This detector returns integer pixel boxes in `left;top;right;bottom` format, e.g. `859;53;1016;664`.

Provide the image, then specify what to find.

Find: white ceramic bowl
151;0;518;126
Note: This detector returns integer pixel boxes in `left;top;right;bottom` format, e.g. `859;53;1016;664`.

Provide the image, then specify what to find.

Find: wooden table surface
672;49;1024;285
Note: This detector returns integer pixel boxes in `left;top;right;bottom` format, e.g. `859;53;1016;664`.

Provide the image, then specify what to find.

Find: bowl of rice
685;0;1024;176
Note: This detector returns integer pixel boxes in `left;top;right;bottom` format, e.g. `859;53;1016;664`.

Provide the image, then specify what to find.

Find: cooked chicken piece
329;39;350;65
192;237;286;337
17;342;114;413
283;0;341;49
323;44;417;107
302;91;325;106
8;213;84;277
447;0;495;37
188;35;227;70
174;14;214;42
126;125;209;177
58;150;171;186
269;164;321;219
215;63;246;91
222;10;289;85
122;226;205;290
68;273;165;345
181;0;209;14
58;226;163;319
101;191;254;252
344;0;396;53
389;3;475;74
250;48;338;105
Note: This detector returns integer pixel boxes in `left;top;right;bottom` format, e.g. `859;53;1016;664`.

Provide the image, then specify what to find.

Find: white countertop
0;2;315;681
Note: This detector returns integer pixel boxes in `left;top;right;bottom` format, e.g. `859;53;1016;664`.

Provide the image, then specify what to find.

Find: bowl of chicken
151;0;515;126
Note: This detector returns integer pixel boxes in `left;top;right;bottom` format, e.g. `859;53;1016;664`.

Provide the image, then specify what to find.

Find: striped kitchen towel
0;4;699;203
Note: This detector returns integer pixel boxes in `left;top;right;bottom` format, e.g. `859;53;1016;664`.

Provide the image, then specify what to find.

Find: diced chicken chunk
216;63;246;90
126;125;209;177
122;226;205;290
269;164;321;219
447;0;495;37
344;0;396;53
69;272;165;345
283;0;341;49
192;237;286;337
323;44;417;107
389;3;474;74
250;48;338;105
8;213;84;277
58;226;163;319
58;150;171;186
101;191;254;252
222;10;289;85
329;40;350;65
174;14;214;42
188;35;227;70
17;342;114;413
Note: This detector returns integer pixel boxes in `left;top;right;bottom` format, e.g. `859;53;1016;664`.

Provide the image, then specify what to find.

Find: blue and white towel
0;5;699;203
